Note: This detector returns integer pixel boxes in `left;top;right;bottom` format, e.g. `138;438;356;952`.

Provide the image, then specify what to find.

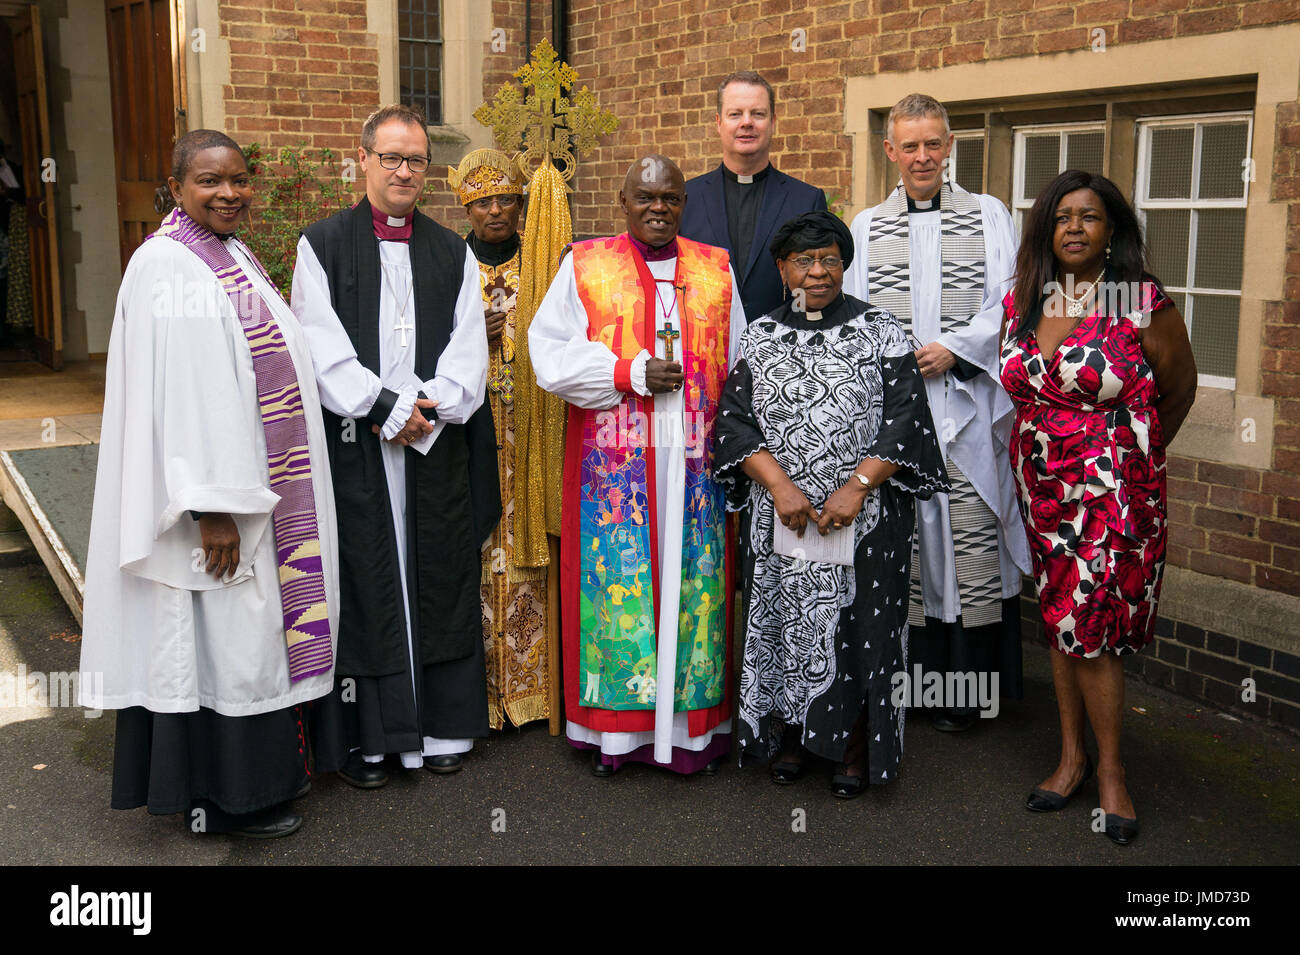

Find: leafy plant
239;142;353;297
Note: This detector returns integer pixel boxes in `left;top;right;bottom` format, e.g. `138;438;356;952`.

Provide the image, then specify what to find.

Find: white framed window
1135;112;1252;389
399;0;443;125
946;131;985;194
1011;122;1106;229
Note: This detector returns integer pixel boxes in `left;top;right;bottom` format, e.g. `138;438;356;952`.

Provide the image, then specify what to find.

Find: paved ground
1;555;1297;866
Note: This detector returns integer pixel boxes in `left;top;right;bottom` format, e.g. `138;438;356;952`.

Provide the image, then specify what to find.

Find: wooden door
12;6;64;369
105;0;187;272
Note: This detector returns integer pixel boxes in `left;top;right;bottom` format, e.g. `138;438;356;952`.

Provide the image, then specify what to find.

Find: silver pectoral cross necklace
382;263;416;348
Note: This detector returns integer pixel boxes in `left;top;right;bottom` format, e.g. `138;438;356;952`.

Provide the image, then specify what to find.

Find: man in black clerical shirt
678;71;829;323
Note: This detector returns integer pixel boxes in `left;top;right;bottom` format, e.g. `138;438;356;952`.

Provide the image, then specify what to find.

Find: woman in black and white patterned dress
716;212;948;797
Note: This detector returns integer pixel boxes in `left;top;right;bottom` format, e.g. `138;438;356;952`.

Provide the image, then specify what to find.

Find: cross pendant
394;316;415;348
657;321;681;363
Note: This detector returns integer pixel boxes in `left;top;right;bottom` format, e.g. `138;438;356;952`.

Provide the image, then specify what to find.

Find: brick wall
219;0;548;234
1020;586;1300;735
212;0;1300;608
564;0;1300;596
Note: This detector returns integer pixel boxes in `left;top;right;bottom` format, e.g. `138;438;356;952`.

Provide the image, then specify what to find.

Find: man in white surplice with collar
292;104;499;787
844;93;1031;732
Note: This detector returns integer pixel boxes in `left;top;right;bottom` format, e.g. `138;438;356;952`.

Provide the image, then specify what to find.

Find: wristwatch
853;472;872;489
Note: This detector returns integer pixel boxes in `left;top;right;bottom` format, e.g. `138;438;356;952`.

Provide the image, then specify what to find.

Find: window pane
1168;289;1187;317
1146;126;1194;200
1065;130;1104;175
1188;293;1239;379
1022;134;1060;203
1198;122;1249;200
1144;209;1190;289
1194;208;1246;291
953;137;983;192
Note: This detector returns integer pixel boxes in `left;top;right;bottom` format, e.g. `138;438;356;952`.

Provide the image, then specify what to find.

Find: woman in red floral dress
1000;171;1197;845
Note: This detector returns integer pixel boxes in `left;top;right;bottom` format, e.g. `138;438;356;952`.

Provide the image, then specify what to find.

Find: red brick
1208;485;1273;514
1166;455;1197;480
1189;550;1252;583
1167;476;1207;503
1255;564;1300;596
1242;0;1300;26
1171;524;1206;550
1208;532;1272;564
1193;506;1257;535
1198;461;1262;491
1118;15;1175;41
1037;28;1090;54
1272;545;1300;573
1260;519;1300;548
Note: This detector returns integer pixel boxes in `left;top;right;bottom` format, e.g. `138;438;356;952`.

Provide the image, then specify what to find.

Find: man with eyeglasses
447;148;554;733
844;93;1031;732
291;104;499;786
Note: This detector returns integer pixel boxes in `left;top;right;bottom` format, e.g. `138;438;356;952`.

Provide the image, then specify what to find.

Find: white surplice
81;234;339;715
529;250;746;762
845;191;1031;622
290;232;487;766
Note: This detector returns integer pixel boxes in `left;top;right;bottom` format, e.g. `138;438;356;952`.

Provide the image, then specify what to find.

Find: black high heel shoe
1025;758;1094;812
1103;813;1139;845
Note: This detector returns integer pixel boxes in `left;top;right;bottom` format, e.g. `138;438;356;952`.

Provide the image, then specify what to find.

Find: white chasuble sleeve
726;264;746;368
290;236;414;438
935;195;1017;377
417;250;489;424
106;239;279;590
842;208;874;303
529;254;644;409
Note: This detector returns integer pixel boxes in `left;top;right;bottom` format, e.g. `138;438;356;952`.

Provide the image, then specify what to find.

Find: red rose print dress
999;283;1171;657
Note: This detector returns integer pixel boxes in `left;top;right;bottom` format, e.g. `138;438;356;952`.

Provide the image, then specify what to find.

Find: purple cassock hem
569;733;732;775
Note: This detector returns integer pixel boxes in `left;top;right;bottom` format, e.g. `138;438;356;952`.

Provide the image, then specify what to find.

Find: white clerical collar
737;173;754;184
387;214;406;227
804;310;823;322
906;192;940;213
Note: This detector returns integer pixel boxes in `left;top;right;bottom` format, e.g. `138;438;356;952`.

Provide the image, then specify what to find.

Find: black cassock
301;197;499;767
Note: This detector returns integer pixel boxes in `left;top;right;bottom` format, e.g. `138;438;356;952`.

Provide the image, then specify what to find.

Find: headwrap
448;148;525;206
769;210;855;267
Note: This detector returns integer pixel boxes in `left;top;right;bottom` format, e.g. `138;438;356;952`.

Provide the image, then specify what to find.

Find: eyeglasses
468;194;520;211
786;254;843;271
367;149;430;173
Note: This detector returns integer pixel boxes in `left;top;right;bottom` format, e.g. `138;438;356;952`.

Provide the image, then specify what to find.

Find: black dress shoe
338;753;389;789
830;765;866;799
291;779;311;800
423;754;463;774
1026;758;1094;812
700;756;723;776
931;711;977;732
769;757;804;785
1104;813;1139;845
226;806;304;839
590;752;615;778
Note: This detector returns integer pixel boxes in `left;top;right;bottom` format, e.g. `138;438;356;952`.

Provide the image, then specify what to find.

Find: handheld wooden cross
657;321;681;363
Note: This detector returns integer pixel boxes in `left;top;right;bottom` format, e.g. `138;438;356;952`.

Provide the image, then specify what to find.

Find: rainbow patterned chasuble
563;234;734;722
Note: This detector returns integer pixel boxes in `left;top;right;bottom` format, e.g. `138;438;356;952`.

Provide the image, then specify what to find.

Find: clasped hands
371;397;439;445
773;475;870;537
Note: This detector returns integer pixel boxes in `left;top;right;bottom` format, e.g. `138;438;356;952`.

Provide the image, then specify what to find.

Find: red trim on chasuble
561;234;734;737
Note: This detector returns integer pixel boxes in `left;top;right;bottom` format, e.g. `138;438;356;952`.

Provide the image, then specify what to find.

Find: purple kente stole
148;208;332;682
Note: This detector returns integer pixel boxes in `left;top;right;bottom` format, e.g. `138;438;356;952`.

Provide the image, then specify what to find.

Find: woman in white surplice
80;131;338;838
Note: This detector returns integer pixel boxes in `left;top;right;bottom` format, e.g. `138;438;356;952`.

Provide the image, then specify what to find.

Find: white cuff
630;350;652;397
381;390;416;440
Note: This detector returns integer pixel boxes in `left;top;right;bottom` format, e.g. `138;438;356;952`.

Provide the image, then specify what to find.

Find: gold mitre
448;148;525;205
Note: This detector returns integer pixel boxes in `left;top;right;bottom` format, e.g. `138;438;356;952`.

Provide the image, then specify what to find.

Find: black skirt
111;704;309;816
908;596;1025;711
